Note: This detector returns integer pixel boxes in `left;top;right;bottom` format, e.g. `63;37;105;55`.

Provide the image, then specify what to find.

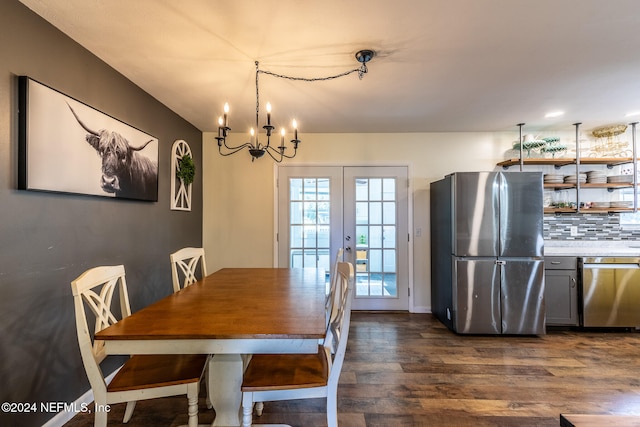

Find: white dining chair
71;265;208;427
326;247;344;324
240;261;354;427
252;250;346;420
170;247;208;292
170;247;216;409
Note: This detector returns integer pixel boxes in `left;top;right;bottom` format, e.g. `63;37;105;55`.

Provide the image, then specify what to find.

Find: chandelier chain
258;64;368;82
255;61;367;122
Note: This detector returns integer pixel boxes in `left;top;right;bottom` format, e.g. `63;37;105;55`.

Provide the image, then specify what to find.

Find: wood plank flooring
63;312;640;427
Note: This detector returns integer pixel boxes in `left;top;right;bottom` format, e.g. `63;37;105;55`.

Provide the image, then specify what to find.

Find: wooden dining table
96;267;327;427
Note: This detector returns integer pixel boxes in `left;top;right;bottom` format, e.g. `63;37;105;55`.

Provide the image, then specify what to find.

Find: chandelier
215;49;375;162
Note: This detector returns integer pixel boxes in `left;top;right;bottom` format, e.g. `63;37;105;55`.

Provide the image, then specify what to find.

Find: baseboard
41;368;120;427
412;305;431;313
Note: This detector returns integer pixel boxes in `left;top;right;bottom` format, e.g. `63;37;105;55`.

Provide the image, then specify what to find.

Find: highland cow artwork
18;77;158;201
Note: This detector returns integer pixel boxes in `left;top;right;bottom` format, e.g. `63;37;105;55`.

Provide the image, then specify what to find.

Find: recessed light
545;111;564;118
625;111;640;117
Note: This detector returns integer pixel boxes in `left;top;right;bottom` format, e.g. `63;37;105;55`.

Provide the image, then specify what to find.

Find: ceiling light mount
215;49;375;162
355;49;375;64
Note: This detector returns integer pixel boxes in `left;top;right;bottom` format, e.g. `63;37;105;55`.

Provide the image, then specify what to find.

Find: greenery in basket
177;154;196;185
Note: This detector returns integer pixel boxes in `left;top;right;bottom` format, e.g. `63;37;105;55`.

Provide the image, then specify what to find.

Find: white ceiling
18;0;640;134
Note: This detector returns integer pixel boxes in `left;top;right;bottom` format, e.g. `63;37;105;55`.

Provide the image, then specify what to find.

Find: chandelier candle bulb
293;119;298;140
280;128;286;148
217;116;223;137
266;102;272;125
223;102;229;127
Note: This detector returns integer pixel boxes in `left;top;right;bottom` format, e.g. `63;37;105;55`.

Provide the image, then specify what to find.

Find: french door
277;166;409;311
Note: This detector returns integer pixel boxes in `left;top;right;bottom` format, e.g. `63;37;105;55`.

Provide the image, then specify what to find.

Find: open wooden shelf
544;207;577;214
502;123;638;214
498;157;634;169
498;158;576;168
579;157;634;166
544;183;636;190
544;207;634;214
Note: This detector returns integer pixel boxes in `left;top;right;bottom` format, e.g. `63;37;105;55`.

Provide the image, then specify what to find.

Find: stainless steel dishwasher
581;257;640;328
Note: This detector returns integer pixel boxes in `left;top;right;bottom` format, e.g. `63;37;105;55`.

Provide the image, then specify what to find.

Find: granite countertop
544;240;640;257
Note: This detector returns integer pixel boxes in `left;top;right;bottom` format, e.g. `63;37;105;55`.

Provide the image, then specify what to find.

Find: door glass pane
290;225;303;247
369;225;382;248
384;249;396;272
289;178;331;275
369;179;382;201
291;250;303;268
369;249;382;271
318;225;330;247
354;177;398;299
318;249;330;272
356;225;368;246
303;202;316;223
317;178;330;201
304;225;317;247
383;202;395;224
383;178;395;200
303;249;317;267
290;201;303;223
370;202;382;224
355;179;368;201
355;202;368;224
318;201;330;223
383;225;396;248
290;178;303;200
303;178;316;200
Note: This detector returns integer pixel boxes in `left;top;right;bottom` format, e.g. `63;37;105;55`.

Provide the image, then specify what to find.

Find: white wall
203;131;515;312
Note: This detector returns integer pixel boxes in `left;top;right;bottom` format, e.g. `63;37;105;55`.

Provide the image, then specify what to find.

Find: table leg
209;354;243;426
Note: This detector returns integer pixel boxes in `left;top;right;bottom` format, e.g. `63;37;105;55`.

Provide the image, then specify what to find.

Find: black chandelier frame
215;49;375;162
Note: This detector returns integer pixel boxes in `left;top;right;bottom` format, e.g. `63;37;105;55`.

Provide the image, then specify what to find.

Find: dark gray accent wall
0;2;203;426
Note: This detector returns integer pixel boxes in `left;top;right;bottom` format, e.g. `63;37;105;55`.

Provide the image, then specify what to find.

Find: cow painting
67;103;158;201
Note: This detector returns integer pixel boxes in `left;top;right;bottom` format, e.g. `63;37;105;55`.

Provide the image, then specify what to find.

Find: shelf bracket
517;123;525;172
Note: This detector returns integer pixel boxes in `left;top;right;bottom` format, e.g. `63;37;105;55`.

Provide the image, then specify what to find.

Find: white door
277;167;343;279
278;166;410;311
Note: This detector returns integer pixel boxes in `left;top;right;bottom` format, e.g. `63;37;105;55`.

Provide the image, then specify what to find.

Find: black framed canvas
18;76;159;201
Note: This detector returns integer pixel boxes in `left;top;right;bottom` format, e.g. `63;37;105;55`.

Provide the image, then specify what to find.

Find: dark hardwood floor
63;312;640;427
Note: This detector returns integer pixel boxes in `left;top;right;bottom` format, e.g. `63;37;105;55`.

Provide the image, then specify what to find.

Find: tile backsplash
544;212;640;240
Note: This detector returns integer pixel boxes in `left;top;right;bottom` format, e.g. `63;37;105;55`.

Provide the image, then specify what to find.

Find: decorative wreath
176;154;195;185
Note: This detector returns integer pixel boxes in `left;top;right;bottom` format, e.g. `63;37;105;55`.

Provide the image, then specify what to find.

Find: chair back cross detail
170;247;208;292
73;266;131;370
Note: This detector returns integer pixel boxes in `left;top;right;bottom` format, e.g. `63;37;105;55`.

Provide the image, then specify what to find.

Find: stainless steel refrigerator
430;172;545;335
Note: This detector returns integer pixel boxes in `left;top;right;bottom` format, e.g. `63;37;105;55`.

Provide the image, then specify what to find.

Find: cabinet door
544;270;578;326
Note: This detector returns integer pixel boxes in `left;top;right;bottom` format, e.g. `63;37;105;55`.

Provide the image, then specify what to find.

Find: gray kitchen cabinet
544;257;579;326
